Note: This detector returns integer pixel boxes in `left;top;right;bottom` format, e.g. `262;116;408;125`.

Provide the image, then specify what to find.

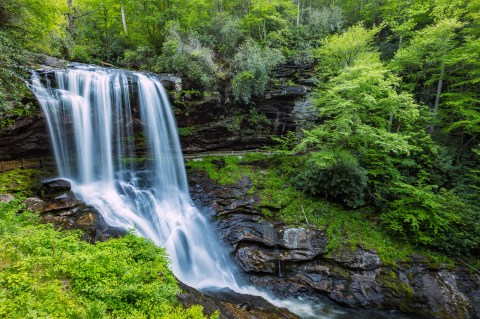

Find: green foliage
315;23;379;80
232;38;284;103
186;156;244;185
0;196;214;319
0;169;44;196
156;29;217;87
381;183;461;245
0;31;31;123
0;0;68;55
186;154;453;265
293;150;368;208
301;53;421;157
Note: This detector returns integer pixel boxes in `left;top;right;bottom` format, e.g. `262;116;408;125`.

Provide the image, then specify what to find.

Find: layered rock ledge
188;170;480;319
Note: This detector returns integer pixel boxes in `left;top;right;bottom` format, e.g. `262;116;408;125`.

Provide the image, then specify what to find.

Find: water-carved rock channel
27;64;479;319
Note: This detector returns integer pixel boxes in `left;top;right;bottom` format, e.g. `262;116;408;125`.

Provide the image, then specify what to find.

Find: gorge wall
0;61;313;160
188;170;480;319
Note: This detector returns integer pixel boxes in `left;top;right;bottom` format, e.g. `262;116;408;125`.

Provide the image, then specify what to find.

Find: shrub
293;149;368;208
156;27;216;87
381;183;461;245
232;38;284;103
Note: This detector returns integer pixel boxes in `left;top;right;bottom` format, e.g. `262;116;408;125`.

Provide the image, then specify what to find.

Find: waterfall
30;64;241;289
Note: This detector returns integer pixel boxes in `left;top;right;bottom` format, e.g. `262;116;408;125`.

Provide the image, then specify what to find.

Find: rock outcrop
188;170;480;319
178;281;300;319
24;178;125;242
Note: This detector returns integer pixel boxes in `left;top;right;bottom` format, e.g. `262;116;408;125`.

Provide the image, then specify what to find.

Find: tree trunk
67;0;76;39
121;5;127;35
434;67;444;115
296;0;301;27
430;66;445;132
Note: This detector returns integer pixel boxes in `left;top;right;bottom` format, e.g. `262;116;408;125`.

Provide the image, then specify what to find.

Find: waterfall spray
30;65;240;289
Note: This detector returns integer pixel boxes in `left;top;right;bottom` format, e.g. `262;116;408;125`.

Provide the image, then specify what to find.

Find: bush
0;31;30;124
381;183;461;245
0;197;216;319
232;38;284;103
156;26;217;87
293;149;368;208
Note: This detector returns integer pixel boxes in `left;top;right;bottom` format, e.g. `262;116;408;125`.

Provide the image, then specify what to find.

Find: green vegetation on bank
187;154;475;266
0;170;216;319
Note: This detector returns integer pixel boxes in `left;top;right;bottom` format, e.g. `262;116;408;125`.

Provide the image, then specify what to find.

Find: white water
31;65;411;319
31;65;240;289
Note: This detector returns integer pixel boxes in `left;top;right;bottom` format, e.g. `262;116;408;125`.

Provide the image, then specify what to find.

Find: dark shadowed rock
177;281;301;319
0;112;51;160
41;179;72;197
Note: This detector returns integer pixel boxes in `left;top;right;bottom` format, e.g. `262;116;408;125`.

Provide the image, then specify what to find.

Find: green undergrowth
187;154;453;265
0;168;46;196
0;170;217;319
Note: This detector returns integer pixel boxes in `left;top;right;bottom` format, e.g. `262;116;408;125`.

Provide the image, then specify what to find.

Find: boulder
0;194;15;203
177;281;301;319
35;178;125;242
25;197;46;213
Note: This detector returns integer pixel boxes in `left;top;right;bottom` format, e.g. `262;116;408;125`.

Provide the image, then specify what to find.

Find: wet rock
25;197;46;213
34;178;125;242
331;247;382;271
236;243;277;273
0;194;15;203
178;281;301;319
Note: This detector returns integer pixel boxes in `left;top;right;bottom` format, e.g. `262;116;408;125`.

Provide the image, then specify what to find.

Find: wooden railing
0;149;284;173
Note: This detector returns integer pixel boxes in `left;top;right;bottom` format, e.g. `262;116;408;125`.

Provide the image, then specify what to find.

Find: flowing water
30;64;411;319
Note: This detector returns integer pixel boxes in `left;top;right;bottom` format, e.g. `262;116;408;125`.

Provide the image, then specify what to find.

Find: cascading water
30;64;240;289
31;64;412;319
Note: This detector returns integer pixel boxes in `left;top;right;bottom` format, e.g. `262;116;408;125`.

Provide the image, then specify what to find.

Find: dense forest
0;0;479;317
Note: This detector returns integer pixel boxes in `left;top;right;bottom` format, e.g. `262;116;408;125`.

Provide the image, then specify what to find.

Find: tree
232;38;284;103
315;23;379;80
0;0;67;55
391;19;463;130
301;53;420;157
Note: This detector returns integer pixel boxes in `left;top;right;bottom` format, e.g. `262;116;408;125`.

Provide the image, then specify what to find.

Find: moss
187;156;245;185
178;126;197;137
0;168;45;196
186;154;460;266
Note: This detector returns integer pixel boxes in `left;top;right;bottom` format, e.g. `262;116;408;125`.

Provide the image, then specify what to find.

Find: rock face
24;178;125;242
0;110;51;160
176;65;312;153
178;281;300;319
188;170;480;319
0;61;313;161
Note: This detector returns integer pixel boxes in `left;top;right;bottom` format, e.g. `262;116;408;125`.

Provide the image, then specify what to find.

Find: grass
0;169;217;319
187;154;454;265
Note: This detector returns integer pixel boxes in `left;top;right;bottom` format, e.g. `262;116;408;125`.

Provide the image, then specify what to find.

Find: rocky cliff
0;62;312;160
188;170;480;319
